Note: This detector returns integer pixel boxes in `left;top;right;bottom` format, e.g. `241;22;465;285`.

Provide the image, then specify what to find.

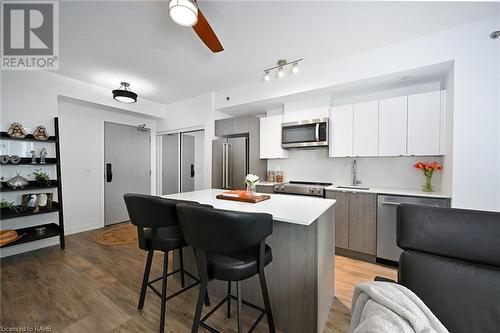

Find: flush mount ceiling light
169;0;198;27
263;58;303;82
112;82;138;103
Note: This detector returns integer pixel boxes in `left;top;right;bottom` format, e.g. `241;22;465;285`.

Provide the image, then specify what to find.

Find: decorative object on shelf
9;155;21;164
244;174;259;196
0;155;9;164
39;148;47;164
0;230;25;247
0;199;20;215
6;171;29;189
263;58;303;82
415;161;443;192
35;226;47;236
21;193;53;213
6;122;28;138
29;169;51;187
33;125;50;140
30;150;37;164
112;82;138;103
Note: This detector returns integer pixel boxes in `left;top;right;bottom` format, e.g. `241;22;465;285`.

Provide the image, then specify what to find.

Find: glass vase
246;183;256;196
423;174;433;192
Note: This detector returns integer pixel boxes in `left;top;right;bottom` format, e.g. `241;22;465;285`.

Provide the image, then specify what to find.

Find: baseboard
66;223;103;235
335;247;377;264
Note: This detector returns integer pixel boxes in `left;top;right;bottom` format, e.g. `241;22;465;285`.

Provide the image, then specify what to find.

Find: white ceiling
58;1;500;106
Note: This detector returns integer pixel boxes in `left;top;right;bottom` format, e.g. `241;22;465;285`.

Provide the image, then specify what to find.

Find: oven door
281;118;328;148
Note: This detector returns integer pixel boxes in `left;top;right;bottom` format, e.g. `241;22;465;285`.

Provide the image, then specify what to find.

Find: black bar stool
123;194;209;333
177;203;276;333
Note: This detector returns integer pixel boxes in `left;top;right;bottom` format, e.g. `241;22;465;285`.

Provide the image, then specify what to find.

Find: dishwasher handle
382;201;401;206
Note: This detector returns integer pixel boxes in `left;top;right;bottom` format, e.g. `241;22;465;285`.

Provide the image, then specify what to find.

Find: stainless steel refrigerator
212;137;248;190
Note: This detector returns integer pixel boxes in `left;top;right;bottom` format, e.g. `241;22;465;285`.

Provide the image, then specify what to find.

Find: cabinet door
330;105;353;157
260;115;289;159
348;192;377;255
325;190;349;249
407;91;441;156
379;96;407;156
215;118;233;137
353;101;379;157
233;115;250;134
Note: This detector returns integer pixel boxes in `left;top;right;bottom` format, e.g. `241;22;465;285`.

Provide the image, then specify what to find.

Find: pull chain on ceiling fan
169;0;224;53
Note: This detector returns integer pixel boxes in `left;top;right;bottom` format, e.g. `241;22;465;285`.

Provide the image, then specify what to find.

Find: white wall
214;16;500;212
58;98;157;234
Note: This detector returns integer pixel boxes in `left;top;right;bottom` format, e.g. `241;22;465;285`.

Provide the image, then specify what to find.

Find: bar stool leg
179;247;185;288
192;279;208;333
236;281;242;333
159;251;169;333
227;281;232;318
259;271;276;333
138;250;154;310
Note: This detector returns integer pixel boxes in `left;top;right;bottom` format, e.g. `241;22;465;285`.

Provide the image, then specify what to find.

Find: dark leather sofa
397;204;500;333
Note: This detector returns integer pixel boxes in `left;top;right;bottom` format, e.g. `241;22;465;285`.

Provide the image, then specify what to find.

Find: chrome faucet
352;159;362;186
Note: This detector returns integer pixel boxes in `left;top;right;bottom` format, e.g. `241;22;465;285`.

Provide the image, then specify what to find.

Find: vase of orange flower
415;161;443;192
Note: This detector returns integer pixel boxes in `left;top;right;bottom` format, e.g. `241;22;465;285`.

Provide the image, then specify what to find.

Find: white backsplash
267;149;444;191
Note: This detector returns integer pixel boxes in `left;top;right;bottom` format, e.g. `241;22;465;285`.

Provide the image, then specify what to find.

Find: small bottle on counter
267;170;275;182
276;170;283;183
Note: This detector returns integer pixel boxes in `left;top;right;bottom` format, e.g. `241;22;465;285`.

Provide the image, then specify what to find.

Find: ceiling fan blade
193;9;224;53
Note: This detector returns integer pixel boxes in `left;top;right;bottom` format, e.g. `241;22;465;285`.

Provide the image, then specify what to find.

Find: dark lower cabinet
348;192;377;255
325;191;349;249
326;190;377;256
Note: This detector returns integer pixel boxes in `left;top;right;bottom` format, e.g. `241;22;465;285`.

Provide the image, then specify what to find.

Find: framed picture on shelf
20;193;53;213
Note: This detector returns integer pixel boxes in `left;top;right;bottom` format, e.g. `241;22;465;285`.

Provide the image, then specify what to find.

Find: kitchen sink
336;186;370;190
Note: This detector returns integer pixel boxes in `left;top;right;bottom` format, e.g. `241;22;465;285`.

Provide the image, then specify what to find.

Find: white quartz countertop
162;189;335;226
325;185;450;199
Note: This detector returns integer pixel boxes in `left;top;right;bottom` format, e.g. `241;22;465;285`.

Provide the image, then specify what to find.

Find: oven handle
382;201;401;206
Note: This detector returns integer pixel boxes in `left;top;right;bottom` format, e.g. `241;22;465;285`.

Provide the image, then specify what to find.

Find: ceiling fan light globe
169;0;198;27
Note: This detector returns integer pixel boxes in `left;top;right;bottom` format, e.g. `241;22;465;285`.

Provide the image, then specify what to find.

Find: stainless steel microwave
281;118;329;149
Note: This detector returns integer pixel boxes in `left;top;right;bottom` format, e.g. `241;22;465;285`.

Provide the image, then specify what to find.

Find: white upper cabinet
353;101;379;157
260;115;289;159
407;91;442;156
329;104;354;157
378;96;408;156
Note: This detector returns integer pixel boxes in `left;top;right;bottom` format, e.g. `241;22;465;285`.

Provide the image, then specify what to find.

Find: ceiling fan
169;0;224;53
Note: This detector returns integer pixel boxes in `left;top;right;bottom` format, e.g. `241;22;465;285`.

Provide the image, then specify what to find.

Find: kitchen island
162;189;336;333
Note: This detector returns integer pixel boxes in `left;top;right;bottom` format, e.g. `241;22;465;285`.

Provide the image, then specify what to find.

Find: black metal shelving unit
0;117;65;249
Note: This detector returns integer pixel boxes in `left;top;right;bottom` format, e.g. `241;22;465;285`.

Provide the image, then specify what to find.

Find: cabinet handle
382;201;400;206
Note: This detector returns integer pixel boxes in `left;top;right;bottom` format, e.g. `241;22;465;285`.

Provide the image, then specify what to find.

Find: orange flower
415;162;424;169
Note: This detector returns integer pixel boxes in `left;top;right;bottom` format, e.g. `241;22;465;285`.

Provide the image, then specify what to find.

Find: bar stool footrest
199;295;266;333
147;269;200;301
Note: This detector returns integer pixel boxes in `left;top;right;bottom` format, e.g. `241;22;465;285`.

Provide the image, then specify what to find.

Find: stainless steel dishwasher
376;194;450;264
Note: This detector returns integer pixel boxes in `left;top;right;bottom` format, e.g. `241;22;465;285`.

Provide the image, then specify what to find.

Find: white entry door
104;122;150;225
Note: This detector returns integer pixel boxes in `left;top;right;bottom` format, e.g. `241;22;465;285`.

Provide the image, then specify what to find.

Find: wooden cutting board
216;190;271;203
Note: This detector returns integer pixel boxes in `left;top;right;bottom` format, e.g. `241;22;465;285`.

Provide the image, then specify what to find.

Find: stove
273;181;332;197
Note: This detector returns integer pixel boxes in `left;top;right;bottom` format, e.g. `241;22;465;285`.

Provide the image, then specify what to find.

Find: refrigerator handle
222;143;226;188
226;143;232;189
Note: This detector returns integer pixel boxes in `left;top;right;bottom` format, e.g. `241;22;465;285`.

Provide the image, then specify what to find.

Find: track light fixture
112;82;138;103
263;58;303;82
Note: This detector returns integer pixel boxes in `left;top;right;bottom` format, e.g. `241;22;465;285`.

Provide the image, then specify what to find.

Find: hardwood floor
1;227;397;332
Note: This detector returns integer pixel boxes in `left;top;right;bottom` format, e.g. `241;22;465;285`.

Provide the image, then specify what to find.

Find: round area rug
93;223;137;246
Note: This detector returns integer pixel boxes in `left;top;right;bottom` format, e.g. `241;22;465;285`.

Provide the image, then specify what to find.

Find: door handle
106;163;113;182
190;164;195;178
